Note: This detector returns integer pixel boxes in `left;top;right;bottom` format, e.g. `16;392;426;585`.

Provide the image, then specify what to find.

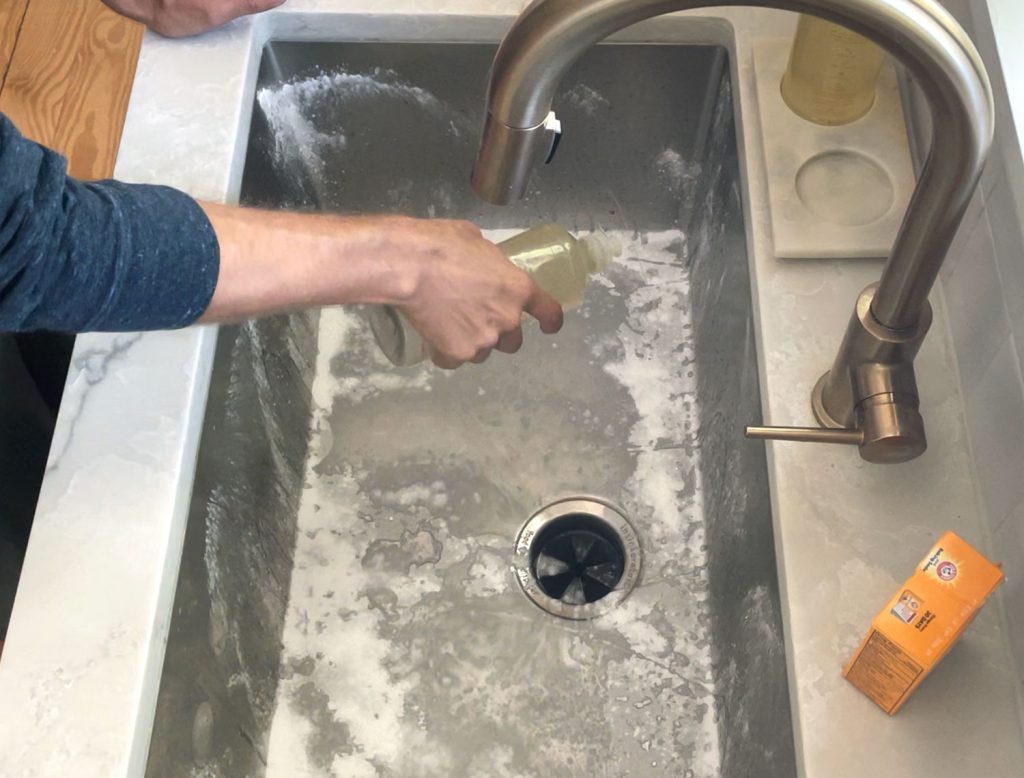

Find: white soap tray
753;39;915;259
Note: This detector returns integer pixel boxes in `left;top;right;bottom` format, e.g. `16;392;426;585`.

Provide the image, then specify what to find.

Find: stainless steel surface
146;313;319;778
472;0;994;464
147;39;796;777
815;282;934;461
512;496;641;620
473;110;562;204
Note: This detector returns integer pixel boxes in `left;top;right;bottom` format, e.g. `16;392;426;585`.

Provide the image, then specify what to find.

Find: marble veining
46;333;145;472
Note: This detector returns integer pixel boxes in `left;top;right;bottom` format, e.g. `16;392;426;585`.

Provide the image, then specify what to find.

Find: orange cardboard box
843;531;1004;714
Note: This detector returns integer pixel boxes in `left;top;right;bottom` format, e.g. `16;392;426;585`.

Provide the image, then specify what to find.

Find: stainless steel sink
145;39;795;778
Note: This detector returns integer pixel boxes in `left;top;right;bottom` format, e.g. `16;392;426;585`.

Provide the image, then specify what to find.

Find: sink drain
513;497;641;620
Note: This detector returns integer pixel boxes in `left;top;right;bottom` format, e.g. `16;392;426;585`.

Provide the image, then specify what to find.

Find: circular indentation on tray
795;150;894;226
513;497;640;620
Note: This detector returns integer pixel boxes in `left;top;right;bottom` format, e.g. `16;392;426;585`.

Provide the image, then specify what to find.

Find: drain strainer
513;497;641;620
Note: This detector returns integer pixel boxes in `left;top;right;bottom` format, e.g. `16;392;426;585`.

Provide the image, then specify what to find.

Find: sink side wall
145;314;318;778
686;66;797;777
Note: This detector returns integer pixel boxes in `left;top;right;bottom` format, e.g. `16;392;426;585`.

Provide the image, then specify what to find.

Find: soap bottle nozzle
578;231;623;272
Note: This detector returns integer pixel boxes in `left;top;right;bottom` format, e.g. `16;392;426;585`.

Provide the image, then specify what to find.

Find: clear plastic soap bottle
780;14;886;126
365;223;621;366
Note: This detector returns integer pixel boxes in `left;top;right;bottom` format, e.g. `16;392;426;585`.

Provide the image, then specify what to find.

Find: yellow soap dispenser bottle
780;14;886;125
365;223;621;366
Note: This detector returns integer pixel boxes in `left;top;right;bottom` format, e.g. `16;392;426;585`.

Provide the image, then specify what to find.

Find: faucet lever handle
542;111;561;163
744;425;863;446
747;393;927;464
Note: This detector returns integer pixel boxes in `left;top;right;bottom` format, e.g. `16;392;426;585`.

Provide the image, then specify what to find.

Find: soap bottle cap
578;232;623;272
364;305;429;367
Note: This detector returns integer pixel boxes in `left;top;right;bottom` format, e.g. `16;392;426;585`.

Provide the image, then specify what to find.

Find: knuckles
452;220;482;238
498;311;522;332
498;273;533;306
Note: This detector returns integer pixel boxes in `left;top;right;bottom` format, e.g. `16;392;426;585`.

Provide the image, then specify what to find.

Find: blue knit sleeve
0;113;219;333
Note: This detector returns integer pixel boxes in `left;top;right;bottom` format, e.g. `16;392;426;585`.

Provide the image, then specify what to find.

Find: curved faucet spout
472;0;994;464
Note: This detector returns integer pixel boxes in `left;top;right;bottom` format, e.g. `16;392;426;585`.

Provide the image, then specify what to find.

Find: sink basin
145;38;795;778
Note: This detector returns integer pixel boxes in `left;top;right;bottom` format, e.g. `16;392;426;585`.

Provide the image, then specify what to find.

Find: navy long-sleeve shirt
0;113;220;332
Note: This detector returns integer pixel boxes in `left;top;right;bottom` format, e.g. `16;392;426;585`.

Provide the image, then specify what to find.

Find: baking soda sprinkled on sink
257;69;450;178
654;148;702;198
563;83;611;115
257;77;347;175
263;228;724;777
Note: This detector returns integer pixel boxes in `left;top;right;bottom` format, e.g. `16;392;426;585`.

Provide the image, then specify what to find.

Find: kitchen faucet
471;0;993;464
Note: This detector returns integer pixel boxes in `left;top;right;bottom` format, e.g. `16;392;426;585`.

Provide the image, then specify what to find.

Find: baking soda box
843;531;1004;714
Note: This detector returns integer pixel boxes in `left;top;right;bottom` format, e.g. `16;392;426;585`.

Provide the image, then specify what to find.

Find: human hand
391;220;564;369
103;0;285;38
198;206;563;368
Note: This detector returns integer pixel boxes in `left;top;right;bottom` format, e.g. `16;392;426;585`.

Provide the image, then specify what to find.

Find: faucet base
810;284;932;463
811;372;844;429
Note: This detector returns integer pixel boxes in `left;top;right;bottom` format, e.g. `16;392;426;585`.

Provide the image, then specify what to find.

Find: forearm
0;105;560;365
197;203;418;322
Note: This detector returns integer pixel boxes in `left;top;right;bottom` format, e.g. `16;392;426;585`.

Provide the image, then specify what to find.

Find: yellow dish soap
781;14;886;126
365;223;621;366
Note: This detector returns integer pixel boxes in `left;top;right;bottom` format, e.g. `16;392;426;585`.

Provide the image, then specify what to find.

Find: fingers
131;0;286;37
431;351;463;370
413;224;564;370
431;327;519;370
223;0;286;27
495;327;524;354
432;346;492;370
244;0;288;13
524;284;564;335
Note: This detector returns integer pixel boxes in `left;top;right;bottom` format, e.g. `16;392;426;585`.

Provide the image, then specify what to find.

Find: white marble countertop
0;2;1022;776
986;1;1024;146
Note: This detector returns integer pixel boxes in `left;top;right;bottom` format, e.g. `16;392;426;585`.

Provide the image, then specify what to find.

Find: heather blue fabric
0;113;219;333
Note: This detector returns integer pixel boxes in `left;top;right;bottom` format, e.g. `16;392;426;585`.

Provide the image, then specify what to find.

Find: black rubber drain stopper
530;514;625;605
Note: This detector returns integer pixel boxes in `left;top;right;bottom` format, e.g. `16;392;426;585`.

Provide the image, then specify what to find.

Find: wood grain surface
0;0;30;93
0;0;142;179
